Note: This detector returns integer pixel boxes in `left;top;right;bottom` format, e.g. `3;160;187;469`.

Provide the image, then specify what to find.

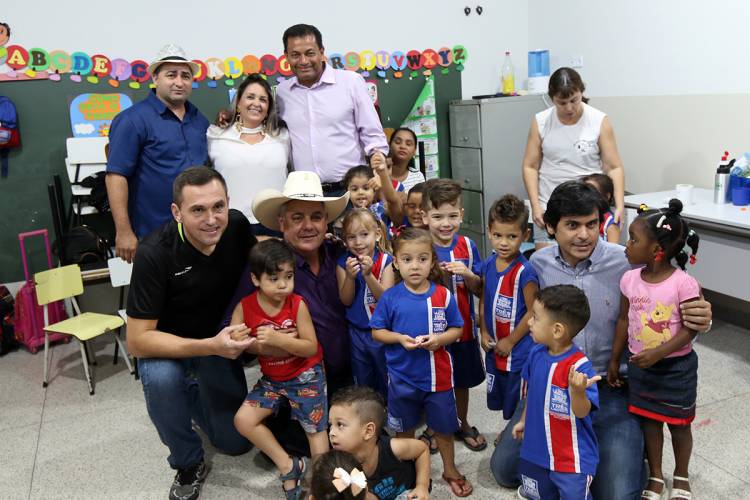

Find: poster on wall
69;93;133;137
401;78;439;179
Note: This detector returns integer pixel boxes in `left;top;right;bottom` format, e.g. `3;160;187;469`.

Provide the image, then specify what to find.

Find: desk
624;189;750;301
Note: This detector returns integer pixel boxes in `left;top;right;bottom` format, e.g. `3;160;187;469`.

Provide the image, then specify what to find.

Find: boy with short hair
328;386;431;500
421;179;486;452
512;285;600;500
391;181;427;237
479;195;539;427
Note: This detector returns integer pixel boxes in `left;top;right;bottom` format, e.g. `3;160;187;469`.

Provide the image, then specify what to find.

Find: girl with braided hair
607;198;701;500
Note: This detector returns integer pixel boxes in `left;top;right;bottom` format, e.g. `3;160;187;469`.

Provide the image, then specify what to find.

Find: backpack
59;225;112;266
0;96;21;179
0;285;19;356
80;172;110;213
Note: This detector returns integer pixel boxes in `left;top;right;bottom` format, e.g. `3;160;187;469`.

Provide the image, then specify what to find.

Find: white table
624;188;750;301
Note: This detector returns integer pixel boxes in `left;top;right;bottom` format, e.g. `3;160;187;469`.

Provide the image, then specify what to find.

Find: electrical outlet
570;55;584;68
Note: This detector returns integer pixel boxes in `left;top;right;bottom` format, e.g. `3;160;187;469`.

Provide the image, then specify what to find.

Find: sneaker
169;460;209;500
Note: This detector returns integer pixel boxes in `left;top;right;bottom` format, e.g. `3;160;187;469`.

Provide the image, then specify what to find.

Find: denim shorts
245;363;328;433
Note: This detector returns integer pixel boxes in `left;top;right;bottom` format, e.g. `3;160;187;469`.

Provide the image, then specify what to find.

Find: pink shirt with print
620;268;701;358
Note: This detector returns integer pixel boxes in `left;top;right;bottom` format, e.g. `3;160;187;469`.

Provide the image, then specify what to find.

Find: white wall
4;0;528;100
528;0;750;97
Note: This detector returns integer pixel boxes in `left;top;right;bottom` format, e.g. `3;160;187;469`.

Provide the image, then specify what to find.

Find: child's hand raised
370;151;388;173
399;335;420;351
345;256;361;278
358;255;374;276
568;366;601;393
512;421;525;440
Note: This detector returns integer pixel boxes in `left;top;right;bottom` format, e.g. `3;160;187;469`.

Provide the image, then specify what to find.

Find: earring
234;111;243;132
655;249;665;262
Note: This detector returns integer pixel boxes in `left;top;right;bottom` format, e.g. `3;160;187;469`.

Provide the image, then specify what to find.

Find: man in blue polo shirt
106;44;209;263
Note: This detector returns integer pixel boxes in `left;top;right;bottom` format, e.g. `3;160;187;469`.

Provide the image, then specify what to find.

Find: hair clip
638;203;649;214
662;223;672;231
656;215;667;229
332;467;367;495
690;254;697;265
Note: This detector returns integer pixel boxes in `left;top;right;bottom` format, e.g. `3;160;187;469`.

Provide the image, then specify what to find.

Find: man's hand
568;366;601;393
115;229;138;263
345;256;361;278
494;337;515;358
680;298;712;332
399;335;420;351
212;324;253;359
512;421;525;440
215;108;233;127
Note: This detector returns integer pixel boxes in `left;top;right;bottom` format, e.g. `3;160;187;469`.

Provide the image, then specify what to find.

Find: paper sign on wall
69;93;133;137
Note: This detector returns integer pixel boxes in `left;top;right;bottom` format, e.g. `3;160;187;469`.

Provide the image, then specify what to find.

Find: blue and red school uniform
370;282;463;434
370;180;406;238
241;292;327;432
481;253;539;418
337;249;392;398
598;210;618;241
519;344;599;499
434;234;485;388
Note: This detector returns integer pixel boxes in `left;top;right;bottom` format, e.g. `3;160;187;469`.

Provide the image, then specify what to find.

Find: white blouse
207;125;290;224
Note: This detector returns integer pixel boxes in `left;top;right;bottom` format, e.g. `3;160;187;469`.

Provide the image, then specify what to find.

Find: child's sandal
641;476;666;500
670;475;692;500
279;456;306;500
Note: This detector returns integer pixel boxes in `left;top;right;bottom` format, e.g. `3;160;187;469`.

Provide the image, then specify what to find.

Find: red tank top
241;292;323;381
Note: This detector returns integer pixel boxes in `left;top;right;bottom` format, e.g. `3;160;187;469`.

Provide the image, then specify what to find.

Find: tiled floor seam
28;348;52;500
696;390;750;410
694;450;750;487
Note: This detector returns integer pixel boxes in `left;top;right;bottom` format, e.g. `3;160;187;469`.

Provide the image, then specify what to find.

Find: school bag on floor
14;230;68;354
0;96;21;178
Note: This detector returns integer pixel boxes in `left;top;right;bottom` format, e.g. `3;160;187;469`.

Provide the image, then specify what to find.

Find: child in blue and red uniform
479;195;539;429
581;173;621;243
231;239;329;500
421;179;487;453
336;209;396;400
513;285;600;500
371;228;473;497
343;163;404;238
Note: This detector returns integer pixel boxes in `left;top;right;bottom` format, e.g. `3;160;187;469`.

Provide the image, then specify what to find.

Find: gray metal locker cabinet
449;95;549;255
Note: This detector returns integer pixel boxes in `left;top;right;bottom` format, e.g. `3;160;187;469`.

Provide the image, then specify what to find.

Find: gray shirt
530;241;630;375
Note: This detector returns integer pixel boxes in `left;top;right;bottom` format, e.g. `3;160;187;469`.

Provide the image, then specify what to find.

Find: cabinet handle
462;136;469;142
464;178;470;184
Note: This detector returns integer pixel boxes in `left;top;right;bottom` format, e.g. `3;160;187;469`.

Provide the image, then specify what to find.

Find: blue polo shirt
107;91;209;238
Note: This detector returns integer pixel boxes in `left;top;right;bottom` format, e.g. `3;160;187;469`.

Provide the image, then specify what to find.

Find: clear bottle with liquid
501;51;515;95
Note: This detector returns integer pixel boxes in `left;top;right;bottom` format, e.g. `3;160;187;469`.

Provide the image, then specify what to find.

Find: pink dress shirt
276;64;388;182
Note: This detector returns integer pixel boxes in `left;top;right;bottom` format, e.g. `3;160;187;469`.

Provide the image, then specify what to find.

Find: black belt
321;180;345;192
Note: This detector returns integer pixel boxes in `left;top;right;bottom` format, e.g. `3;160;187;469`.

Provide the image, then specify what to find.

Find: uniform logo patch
494;294;513;321
486;372;495;392
387;413;404;432
549;385;571;419
521;475;541;500
431;307;447;333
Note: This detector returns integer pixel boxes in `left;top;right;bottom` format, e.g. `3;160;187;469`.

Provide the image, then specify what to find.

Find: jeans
139;356;252;470
490;384;645;499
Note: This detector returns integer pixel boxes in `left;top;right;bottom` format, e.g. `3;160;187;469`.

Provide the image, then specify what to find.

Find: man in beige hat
106;44;209;263
251;171;351;455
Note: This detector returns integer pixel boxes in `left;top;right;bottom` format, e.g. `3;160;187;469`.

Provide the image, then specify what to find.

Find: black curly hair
636;199;700;270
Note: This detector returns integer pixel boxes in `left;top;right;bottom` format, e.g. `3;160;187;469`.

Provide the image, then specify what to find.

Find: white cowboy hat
252;171;350;231
148;44;199;76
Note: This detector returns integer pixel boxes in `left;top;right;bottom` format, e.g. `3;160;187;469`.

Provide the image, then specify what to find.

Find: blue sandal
279;456;306;500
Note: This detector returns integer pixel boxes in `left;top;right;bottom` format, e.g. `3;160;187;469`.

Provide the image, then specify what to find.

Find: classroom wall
4;0;528;100
527;0;750;193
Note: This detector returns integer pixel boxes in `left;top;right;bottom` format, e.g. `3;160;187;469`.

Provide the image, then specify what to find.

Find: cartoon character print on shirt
254;317;296;367
574;139;597;155
638;301;674;350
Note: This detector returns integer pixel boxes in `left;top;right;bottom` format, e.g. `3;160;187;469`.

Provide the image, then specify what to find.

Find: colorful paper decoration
49;72;61;81
91;54;112;78
375;51;390;70
277;55;293;76
130;60;150;83
241;54;261;75
328;53;344;70
401;79;439;178
421;49;438;70
390;51;407;71
70;93;133;137
28;48;50;71
5;45;29;70
344;52;360;71
0;46;7;65
71;51;92;75
86;76;99;84
437;47;453;67
110;58;132;81
70;73;82;82
223;57;243;79
192;60;207;82
49;50;72;73
259;54;278;75
406;50;422;70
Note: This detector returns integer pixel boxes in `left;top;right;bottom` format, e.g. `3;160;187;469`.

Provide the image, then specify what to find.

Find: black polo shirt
127;209;255;339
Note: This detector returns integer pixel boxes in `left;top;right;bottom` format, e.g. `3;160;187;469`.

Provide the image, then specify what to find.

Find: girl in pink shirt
607;199;700;500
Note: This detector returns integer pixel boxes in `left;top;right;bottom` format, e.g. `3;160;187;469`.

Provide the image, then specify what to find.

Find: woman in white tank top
521;68;625;249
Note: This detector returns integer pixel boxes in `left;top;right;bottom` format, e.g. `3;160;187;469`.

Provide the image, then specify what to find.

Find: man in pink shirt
277;24;389;195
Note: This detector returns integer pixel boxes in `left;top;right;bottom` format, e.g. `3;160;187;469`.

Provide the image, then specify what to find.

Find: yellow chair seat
45;313;124;341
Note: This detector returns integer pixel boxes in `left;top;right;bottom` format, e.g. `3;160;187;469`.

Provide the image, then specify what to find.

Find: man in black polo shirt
127;166;256;500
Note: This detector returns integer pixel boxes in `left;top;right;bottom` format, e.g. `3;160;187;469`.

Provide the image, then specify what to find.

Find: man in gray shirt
491;181;712;500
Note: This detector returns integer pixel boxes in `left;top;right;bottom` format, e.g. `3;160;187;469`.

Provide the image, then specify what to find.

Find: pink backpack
14;230;68;353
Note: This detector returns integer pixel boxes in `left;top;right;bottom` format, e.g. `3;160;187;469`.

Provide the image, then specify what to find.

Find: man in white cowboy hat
253;171;352;390
106;44;209;263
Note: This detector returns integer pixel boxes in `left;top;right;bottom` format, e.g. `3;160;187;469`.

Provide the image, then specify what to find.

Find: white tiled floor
2;321;749;499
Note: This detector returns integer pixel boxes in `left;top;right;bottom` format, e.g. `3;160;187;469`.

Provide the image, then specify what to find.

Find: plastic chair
107;257;138;379
36;264;134;395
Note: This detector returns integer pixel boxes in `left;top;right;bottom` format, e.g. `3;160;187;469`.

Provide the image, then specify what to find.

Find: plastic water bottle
501;51;515;95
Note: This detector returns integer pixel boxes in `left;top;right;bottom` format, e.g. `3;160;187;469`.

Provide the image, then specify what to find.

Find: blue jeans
491;383;645;499
139;356;252;470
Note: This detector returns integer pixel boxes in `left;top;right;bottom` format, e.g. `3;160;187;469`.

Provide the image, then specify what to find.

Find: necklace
240;125;264;135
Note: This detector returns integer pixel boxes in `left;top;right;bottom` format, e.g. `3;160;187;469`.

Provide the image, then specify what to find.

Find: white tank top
536;102;606;208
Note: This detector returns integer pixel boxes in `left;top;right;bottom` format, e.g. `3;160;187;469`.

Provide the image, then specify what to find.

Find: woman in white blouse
208;74;290;236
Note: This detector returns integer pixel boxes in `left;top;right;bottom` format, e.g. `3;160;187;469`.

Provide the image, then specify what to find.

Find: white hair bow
332;467;367;495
